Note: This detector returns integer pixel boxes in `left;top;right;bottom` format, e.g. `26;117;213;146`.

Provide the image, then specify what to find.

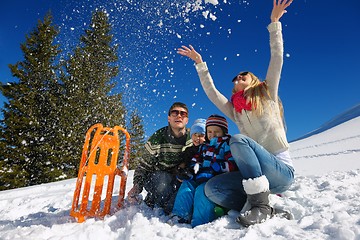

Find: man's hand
127;186;142;204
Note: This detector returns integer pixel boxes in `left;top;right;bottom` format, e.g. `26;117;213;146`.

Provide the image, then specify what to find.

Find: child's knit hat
206;114;228;134
190;118;206;136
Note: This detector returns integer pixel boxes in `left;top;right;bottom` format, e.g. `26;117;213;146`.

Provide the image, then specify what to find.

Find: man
127;102;192;213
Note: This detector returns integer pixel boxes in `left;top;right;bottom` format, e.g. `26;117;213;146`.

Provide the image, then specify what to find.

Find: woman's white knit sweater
195;22;292;166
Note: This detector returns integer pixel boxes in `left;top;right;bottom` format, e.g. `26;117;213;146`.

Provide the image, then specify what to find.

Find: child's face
207;125;224;140
192;133;206;146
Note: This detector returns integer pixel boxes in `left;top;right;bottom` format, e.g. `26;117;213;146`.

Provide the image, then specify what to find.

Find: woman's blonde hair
232;72;285;121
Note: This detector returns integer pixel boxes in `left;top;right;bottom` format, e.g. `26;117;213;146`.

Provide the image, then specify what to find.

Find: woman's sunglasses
232;72;249;82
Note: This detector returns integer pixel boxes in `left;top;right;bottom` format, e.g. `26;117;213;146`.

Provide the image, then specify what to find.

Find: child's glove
193;163;200;174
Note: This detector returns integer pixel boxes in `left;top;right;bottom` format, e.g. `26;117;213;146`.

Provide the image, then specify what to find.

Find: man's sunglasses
232;72;249;82
170;110;188;117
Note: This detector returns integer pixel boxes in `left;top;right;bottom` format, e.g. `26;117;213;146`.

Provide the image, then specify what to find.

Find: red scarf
231;90;252;113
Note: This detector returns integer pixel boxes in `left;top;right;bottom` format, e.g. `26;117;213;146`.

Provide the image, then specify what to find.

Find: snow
54;0;248;136
1;113;360;239
291;116;360;176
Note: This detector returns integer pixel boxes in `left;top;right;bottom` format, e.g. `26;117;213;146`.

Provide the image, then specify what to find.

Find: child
170;114;238;227
176;118;206;181
190;118;206;147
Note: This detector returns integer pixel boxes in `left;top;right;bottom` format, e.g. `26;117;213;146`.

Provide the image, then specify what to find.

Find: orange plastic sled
70;123;130;223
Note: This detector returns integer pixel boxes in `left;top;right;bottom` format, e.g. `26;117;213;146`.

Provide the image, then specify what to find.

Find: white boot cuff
242;175;270;195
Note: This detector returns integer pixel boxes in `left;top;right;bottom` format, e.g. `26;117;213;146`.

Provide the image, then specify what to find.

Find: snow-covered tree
60;10;126;176
127;109;146;170
0;13;64;190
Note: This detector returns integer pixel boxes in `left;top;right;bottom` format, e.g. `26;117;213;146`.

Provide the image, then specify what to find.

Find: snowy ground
0;116;360;240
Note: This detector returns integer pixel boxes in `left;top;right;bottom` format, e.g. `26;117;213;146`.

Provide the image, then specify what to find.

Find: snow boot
214;205;229;218
166;215;190;226
236;175;274;227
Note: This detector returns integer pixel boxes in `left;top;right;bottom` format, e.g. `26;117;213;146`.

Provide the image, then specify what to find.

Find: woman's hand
177;45;203;64
271;0;293;22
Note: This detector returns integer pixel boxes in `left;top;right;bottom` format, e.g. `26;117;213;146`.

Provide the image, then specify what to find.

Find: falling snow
51;0;252;136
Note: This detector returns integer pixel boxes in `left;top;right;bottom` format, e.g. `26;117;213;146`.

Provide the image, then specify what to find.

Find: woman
177;0;295;227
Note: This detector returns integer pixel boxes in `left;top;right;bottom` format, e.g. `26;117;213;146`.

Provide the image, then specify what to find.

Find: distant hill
291;103;360;142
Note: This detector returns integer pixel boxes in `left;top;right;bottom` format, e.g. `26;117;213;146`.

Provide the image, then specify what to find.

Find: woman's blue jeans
172;181;216;227
204;134;294;211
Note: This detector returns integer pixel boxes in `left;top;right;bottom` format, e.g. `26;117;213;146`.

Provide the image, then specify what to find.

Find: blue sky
1;0;359;142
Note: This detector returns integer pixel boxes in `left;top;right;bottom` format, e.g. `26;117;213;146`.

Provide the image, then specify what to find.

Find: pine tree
127;110;146;170
0;10;131;190
61;10;126;175
0;13;64;190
